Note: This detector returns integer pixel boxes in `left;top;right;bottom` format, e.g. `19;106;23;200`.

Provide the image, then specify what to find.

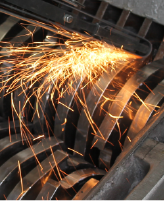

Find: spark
88;155;96;168
116;121;122;141
30;144;43;171
33;135;45;141
90;139;98;149
0;29;134;119
118;140;123;151
126;178;130;183
127;136;131;142
122;128;128;136
105;168;108;172
143;82;155;95
67;147;83;156
100;158;109;170
47;192;49;200
18;160;24;194
58;102;74;112
91;132;114;146
153;111;160;117
50;146;62;181
133;92;151;112
0;25;138;163
49;162;60;181
61;118;67;125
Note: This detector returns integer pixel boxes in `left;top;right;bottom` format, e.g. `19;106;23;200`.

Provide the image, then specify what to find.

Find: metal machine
0;0;164;199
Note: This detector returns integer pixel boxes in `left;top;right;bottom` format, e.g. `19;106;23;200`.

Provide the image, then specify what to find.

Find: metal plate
0;137;63;199
124;79;164;147
92;59;164;152
7;150;68;200
73;59;139;157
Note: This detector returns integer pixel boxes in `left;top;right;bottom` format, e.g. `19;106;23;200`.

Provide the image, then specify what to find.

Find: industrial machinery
0;0;164;199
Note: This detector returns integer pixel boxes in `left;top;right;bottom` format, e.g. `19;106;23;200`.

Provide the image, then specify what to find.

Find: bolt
64;14;73;23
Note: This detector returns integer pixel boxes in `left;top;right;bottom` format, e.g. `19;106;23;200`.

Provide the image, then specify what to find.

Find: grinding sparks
0;32;133;111
0;25;137;156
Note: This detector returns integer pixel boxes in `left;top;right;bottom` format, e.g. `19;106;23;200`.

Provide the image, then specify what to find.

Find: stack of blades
0;12;164;200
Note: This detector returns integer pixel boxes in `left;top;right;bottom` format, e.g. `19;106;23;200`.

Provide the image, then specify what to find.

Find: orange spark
105;168;108;172
61;118;67;125
100;158;109;169
127;136;131;142
122;128;128;136
49;162;60;182
33;135;45;141
143;82;155;95
58;102;74;112
67;148;83;156
89;154;96;167
126;178;130;183
50;146;62;181
18;160;24;194
30;145;43;171
0;25;137;160
116;121;122;141
90;139;98;149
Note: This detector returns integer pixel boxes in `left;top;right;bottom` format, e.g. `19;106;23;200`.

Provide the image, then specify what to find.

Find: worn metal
0;16;19;41
0;0;152;57
73;178;99;200
124;79;164;147
7;150;68;200
60;168;105;189
64;14;74;23
116;9;130;28
138;18;153;37
36;179;60;200
0;137;63;199
0;1;164;199
74;58;139;156
0;134;32;165
92;59;164;151
54;77;83;140
0;120;33;139
86;104;164;200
